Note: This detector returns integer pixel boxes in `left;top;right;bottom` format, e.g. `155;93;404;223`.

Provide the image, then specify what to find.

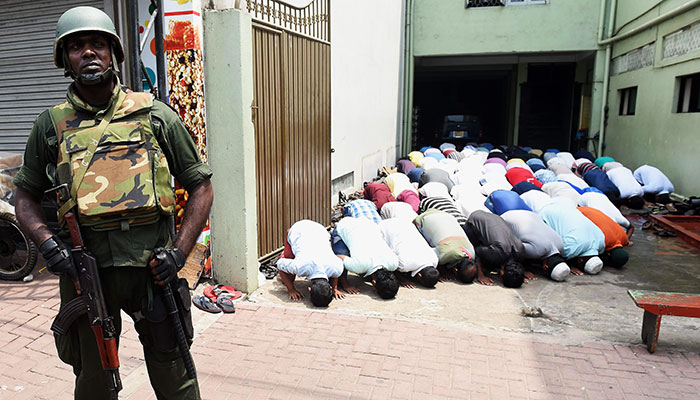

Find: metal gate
0;0;106;153
249;0;331;258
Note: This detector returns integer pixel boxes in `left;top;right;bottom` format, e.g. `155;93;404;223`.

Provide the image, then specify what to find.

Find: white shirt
276;220;344;279
557;173;589;189
501;210;564;260
438;158;459;174
520;190;554;214
602;162;624;172
542;182;581;204
633;165;674;195
578;191;630;228
547;157;565;169
419;182;451;199
451;184;490;218
556;152;575;169
549;163;572;176
453;169;482;187
607;167;644;199
380;201;418;222
379;218;438;276
335;217;399;276
417;157;439;170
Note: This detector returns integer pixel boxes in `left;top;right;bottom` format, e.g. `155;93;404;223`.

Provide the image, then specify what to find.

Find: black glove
151;247;186;285
39;236;78;281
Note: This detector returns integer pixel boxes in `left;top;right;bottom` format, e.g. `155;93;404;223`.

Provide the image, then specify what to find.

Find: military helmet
54;6;125;68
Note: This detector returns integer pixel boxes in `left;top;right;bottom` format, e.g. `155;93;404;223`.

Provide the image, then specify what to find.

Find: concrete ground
1;215;700;399
251;215;700;353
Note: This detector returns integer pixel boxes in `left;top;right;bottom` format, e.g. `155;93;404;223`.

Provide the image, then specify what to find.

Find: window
466;0;504;8
505;0;548;5
677;73;700;113
619;87;637;116
465;0;547;7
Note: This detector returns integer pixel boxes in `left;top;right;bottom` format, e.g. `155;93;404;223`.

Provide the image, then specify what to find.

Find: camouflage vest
50;91;176;231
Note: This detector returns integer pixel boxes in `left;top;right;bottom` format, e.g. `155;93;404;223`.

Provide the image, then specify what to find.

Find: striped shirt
418;197;468;226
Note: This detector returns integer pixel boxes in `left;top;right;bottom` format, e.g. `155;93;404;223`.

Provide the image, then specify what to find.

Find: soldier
12;7;212;399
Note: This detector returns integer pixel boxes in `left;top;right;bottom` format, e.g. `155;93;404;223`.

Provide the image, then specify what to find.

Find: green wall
606;3;700;196
413;0;602;56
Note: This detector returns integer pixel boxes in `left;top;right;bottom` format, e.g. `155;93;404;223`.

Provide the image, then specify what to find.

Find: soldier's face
64;33;111;76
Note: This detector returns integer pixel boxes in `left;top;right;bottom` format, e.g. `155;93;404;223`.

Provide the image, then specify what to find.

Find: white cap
550;263;570;282
584;257;604;274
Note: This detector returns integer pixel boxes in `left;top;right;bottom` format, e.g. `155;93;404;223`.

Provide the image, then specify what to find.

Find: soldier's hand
149;247;185;286
39;236;81;293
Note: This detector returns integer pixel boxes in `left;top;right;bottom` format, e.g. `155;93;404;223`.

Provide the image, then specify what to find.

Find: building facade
605;0;700;196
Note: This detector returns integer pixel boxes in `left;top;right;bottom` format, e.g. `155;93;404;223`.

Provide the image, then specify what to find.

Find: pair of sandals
641;220;677;238
192;284;242;314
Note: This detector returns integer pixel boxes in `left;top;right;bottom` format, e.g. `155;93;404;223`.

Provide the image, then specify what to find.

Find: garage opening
412;62;515;151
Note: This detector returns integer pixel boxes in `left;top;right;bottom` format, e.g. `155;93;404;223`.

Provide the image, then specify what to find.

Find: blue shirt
538;203;605;259
583;169;620;198
343;199;381;224
486;190;532;215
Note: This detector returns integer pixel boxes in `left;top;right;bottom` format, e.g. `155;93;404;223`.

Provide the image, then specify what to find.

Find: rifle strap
57;90;126;220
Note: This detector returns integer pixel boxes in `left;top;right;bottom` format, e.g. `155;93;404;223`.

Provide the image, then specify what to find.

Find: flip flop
204;284;238;302
192;295;221;313
641;220;653;230
216;296;236;313
259;265;278;279
654;230;677;237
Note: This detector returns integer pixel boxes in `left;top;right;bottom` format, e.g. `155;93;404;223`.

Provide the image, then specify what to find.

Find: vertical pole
155;0;168;101
128;0;143;92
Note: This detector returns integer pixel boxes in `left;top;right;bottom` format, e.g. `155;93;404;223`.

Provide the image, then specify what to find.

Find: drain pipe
597;0;616;157
401;0;415;154
600;0;700;45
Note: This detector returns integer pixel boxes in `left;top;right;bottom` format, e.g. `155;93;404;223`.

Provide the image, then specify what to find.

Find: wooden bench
628;290;700;353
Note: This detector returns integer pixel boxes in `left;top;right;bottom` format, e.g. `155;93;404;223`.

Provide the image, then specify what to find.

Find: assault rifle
47;184;122;399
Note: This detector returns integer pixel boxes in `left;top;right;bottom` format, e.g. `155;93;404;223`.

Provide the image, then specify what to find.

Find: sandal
259;264;278;279
641;220;654;230
654;229;677;237
216;296;236;313
192;295;221;313
204;284;242;302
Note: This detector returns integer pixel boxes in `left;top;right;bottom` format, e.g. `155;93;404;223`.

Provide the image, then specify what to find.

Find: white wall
330;0;404;191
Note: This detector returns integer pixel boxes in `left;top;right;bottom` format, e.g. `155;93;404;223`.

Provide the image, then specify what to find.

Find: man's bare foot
477;275;494;286
524;271;537;282
396;274;416;288
342;284;360;294
570;266;584;276
439;270;456;282
333;289;346;299
288;288;304;301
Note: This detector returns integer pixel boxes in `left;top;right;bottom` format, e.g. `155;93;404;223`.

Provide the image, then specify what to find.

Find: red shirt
363;183;396;211
505;167;543;188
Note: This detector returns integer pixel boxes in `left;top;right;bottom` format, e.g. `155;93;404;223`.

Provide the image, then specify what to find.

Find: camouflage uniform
14;80;211;400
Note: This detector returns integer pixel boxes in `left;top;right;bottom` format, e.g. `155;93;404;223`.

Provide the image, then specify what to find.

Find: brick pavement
2;274;700;399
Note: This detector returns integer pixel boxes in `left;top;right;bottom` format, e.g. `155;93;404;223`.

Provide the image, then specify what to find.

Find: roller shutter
0;0;105;153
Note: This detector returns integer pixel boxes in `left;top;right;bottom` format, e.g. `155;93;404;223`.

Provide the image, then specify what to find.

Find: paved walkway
2;273;700;399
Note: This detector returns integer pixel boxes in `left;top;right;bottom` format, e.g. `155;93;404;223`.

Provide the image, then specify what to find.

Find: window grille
466;0;504;8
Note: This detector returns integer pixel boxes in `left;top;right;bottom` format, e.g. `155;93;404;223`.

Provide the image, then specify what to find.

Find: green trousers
56;267;201;400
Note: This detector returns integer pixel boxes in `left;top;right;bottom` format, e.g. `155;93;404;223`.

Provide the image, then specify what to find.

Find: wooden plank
628;290;700;317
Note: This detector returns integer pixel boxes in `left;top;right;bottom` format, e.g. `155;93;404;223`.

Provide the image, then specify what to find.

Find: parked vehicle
440;114;483;146
0;208;37;281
